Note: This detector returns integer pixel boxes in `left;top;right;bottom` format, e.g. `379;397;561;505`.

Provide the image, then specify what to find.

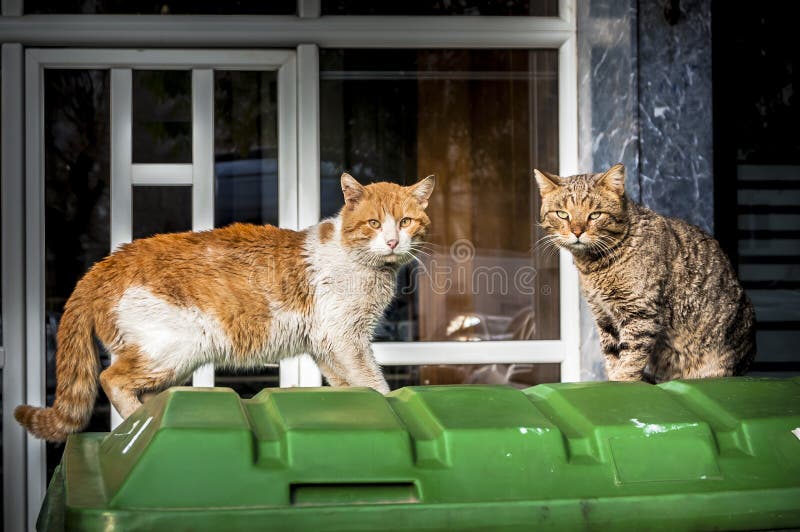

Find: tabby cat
533;163;755;382
16;173;435;441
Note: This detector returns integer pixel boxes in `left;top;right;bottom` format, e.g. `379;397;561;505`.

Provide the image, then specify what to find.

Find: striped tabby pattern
534;164;755;382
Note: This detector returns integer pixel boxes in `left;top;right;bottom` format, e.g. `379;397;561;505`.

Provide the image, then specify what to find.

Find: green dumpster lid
41;377;800;531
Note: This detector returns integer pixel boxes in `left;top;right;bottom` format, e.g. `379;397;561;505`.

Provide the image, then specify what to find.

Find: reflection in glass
132;186;192;240
213;70;280;392
383;363;560;389
44;69;111;478
322;0;557;16
26;0;295;14
214;71;279;228
132;70;192;164
321;49;560;353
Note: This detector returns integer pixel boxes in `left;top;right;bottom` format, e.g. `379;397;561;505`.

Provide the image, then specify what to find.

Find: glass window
44;69;111;478
213;70;281;394
132;70;192;164
214;71;279;228
25;0;295;14
322;0;557;16
132;186;192;240
320;49;560;348
384;363;560;389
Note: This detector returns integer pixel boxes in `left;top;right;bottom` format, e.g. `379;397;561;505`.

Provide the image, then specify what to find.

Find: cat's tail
14;288;99;442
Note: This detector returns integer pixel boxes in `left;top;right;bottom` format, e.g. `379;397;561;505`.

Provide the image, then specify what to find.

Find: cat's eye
556;211;569;219
399;217;412;228
368;219;381;229
588;212;602;220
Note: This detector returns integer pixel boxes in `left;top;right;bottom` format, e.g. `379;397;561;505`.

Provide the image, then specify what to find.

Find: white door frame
21;47;309;529
3;4;578;530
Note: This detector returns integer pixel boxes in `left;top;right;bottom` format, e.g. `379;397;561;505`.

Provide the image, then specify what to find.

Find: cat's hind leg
680;352;737;379
99;345;176;419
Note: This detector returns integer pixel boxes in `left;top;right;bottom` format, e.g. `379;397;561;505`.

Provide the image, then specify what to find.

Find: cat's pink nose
572;230;582;237
387;239;398;250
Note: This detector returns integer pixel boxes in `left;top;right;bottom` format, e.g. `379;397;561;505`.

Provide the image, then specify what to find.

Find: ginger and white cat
16;173;435;441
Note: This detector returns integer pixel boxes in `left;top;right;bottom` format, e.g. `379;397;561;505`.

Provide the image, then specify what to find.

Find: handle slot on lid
290;482;419;506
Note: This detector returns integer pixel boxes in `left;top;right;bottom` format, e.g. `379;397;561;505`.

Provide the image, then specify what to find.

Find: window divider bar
298;0;321;18
277;51;307;387
0;16;574;48
372;341;568;366
191;68;216;387
277;54;298;230
297;44;320;229
110;68;133;428
294;44;323;387
131;163;194;186
557;32;581;382
559;0;576;28
24;47;48;531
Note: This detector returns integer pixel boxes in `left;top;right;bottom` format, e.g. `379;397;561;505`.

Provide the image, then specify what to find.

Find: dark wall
712;3;800;375
578;0;714;379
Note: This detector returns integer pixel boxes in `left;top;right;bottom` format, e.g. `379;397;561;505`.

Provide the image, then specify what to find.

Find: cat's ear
408;175;435;209
597;164;626;196
341;172;365;207
533;169;561;196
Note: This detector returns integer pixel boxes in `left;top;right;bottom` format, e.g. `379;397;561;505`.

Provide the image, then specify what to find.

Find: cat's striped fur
534;164;755;382
15;173;434;441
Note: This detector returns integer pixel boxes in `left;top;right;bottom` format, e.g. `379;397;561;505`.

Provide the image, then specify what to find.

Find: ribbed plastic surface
39;378;800;531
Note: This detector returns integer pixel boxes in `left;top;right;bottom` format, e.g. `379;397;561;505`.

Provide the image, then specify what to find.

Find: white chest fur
306;218;398;341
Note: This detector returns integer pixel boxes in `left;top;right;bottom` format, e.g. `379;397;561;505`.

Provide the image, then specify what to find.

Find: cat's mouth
562;239;587;249
381;250;413;266
562;240;593;253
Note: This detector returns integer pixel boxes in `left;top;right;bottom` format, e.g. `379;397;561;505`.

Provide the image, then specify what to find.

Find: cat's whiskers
408;242;438;255
407;243;434;258
403;250;438;287
532;234;563;260
590;234;620;261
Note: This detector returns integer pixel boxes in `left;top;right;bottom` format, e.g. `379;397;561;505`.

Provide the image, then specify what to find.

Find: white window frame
2;3;579;530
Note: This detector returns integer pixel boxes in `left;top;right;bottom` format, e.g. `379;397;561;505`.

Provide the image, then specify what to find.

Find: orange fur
319;221;334;243
15;174;435;441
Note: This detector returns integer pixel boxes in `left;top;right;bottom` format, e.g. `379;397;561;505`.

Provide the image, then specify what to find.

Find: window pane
132;70;192;164
383;363;560;389
44;69;112;478
214;71;279;227
213;70;281;393
321;49;560;342
322;0;557;16
132;186;192;240
26;0;295;14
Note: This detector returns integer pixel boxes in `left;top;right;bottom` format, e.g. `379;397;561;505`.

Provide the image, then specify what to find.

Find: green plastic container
39;378;800;531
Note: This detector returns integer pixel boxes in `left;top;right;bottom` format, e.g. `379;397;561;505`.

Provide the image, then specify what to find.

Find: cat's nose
387;239;398;250
572;229;583;238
